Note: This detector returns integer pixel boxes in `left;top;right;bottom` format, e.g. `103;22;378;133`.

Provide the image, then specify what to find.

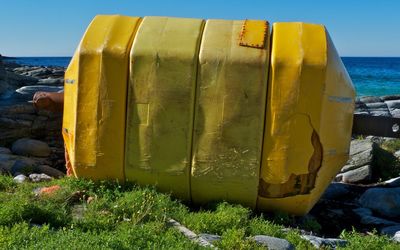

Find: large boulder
359;187;400;218
11;138;51;157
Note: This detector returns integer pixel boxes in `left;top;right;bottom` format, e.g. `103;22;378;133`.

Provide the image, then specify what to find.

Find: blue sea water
342;57;400;97
4;56;400;97
4;57;71;68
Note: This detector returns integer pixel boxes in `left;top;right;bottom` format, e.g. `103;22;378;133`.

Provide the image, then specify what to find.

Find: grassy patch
0;176;398;249
381;139;400;153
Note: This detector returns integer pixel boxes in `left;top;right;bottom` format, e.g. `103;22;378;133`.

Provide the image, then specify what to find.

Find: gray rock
395;150;400;159
0;153;50;173
390;109;400;117
300;235;347;249
360;96;383;103
26;68;51;77
198;233;221;244
0;147;12;154
11;160;35;176
11;138;51;157
384;177;400;187
37;78;64;86
359;188;400;218
394;232;400;243
15;85;64;97
381;95;400;101
353;207;398;226
35;165;64;178
320;183;352;200
13;174;28;183
359;187;400;218
29;173;52;182
345;139;375;170
334;173;343;182
342;165;372;183
381;225;400;236
366;102;391;117
252;235;294;250
385;100;400;110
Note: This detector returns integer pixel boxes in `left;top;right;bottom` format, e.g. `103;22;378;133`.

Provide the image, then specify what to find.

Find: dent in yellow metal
125;16;204;200
191;19;270;208
258;130;322;198
239;20;269;48
63;15;141;181
257;23;355;215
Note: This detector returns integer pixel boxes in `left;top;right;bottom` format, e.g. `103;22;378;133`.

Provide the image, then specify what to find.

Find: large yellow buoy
63;15;355;215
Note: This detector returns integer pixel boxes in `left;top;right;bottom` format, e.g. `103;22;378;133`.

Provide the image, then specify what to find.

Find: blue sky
1;0;399;57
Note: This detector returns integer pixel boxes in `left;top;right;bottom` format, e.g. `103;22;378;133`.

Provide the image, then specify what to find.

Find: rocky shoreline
1;55;400;246
0;56;65;178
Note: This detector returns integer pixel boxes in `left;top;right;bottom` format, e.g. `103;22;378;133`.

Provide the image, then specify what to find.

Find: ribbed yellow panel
63;15;141;181
257;23;355;215
191;19;270;208
125;17;204;200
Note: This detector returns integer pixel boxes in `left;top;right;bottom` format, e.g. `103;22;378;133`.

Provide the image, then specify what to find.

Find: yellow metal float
63;15;355;215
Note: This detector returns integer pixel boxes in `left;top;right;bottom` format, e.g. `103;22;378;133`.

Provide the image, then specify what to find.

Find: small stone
252;235;294;250
381;225;400;236
359;187;400;218
87;196;95;204
334;173;343;182
12;138;51;157
300;235;347;249
393;232;400;243
342;165;372;183
29;173;52;182
13;174;28;183
198;233;221;244
35;165;64;178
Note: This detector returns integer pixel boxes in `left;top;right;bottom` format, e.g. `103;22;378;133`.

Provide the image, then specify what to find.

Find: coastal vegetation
0;175;399;249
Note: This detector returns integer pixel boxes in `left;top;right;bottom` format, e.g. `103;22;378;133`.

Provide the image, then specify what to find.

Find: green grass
381;138;400;153
0;175;398;249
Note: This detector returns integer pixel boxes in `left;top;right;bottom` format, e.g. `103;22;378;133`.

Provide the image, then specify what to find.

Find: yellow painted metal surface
63;15;141;181
257;23;355;215
191;19;270;207
64;15;355;215
125;17;204;200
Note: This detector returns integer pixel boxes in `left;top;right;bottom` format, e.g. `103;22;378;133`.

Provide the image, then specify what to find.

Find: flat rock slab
342;165;372;183
301;235;347;249
359;187;400;218
345;139;375;169
252;235;294;250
